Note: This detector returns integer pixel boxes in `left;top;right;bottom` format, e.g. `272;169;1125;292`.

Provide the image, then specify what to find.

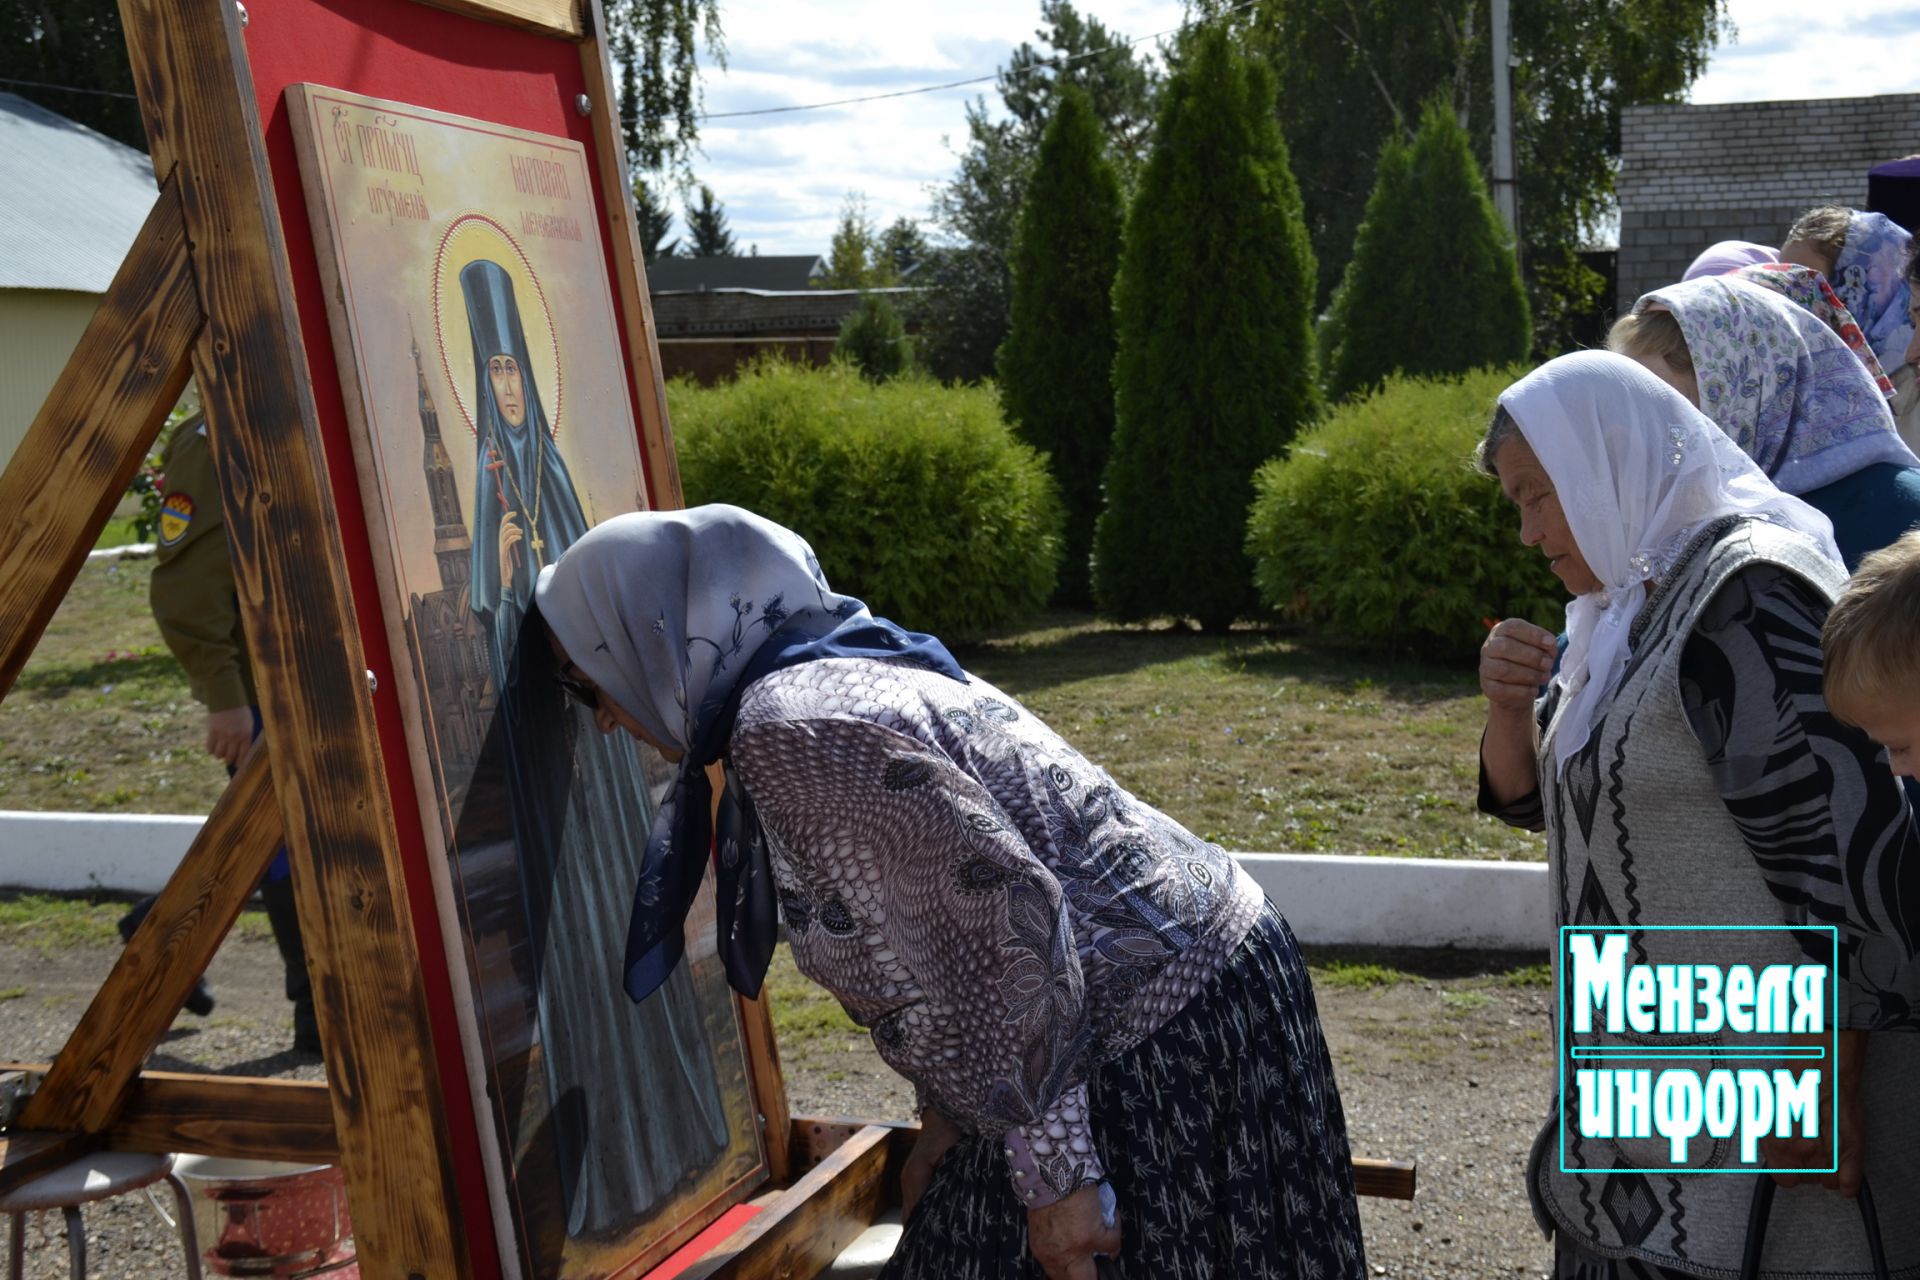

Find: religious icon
288;84;763;1276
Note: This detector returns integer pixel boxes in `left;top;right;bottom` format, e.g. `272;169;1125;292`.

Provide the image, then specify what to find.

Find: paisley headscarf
534;505;964;1002
1497;353;1841;772
1636;276;1918;494
1733;262;1895;397
1832;210;1915;371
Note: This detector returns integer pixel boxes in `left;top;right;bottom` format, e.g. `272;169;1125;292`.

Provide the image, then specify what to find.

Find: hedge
1246;366;1563;653
670;360;1063;636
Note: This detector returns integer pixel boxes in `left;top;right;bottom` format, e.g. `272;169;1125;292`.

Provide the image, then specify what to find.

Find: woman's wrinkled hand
1480;618;1557;714
900;1108;963;1222
1028;1184;1121;1280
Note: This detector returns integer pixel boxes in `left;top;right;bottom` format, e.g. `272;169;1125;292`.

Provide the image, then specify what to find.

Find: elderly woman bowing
532;505;1367;1280
1476;353;1920;1279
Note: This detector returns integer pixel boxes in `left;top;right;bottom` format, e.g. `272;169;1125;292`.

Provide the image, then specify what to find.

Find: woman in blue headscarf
457;258;729;1241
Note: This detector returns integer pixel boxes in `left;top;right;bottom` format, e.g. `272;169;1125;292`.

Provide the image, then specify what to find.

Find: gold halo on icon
431;212;564;439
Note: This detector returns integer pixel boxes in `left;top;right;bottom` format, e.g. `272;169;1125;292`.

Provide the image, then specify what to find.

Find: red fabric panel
238;5;653;1276
636;1203;765;1280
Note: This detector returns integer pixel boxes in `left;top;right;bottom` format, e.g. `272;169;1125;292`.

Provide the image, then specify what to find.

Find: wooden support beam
739;994;792;1184
411;0;585;39
580;0;685;509
0;1133;96;1198
4;1065;338;1166
110;1072;338;1165
0;178;197;701
118;0;475;1273
1352;1156;1417;1201
17;748;283;1134
678;1125;895;1280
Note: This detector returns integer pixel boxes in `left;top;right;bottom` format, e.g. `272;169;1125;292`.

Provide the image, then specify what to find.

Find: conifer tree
1093;27;1318;629
837;295;911;383
685;184;737;256
997;86;1123;605
1326;101;1531;401
635;178;678;263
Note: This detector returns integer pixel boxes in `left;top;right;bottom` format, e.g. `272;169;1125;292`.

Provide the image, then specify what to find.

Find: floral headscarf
1734;262;1895;397
1832;210;1915;370
1637;276;1919;494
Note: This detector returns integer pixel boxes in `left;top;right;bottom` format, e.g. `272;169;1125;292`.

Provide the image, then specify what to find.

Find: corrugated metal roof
0;93;157;293
646;255;826;293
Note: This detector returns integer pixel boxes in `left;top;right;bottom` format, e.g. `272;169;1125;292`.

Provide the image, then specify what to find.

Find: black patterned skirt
880;904;1368;1279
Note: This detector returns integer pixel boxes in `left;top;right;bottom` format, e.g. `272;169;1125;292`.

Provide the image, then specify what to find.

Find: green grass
0;893;125;949
955;612;1542;860
0;891;274;953
1312;960;1416;990
2;570;1541;863
0;557;228;813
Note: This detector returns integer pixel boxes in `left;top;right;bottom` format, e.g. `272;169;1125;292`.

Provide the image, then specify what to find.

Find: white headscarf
533;504;864;755
1496;352;1842;771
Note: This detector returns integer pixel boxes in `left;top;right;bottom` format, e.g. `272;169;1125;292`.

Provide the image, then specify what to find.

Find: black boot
258;876;320;1055
118;896;216;1017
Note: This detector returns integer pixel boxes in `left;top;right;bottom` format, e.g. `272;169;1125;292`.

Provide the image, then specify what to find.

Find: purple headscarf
1833;211;1915;370
1682;240;1779;281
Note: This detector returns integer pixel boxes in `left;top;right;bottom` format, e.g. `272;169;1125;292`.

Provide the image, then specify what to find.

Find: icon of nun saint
455;256;728;1236
460;257;591;621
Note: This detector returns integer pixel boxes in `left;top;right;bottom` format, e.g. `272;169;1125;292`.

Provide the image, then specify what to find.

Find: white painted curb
86;543;155;561
1236;852;1548;952
1;810;203;895
0;813;1551;951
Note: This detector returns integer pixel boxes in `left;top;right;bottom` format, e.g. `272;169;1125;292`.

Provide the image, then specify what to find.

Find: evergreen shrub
1246;366;1563;653
998;85;1124;606
1094;26;1320;630
671;359;1063;635
1325;102;1531;402
836;293;911;382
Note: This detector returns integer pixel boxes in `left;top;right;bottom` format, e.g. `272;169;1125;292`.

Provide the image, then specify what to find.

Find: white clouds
686;0;1920;256
1689;0;1919;103
685;0;1185;254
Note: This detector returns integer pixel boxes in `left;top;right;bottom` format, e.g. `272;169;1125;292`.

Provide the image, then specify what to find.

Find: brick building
1615;92;1920;314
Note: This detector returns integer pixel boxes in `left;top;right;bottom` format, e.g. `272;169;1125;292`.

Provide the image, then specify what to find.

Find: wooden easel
0;1;1414;1275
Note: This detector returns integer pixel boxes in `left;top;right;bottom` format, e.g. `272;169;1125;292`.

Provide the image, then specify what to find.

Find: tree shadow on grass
954;609;1477;704
13;651;180;697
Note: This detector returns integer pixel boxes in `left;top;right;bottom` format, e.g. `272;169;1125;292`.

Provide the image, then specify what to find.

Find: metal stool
1;1151;201;1280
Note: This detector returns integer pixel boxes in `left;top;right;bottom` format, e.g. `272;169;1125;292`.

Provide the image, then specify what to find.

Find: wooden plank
17;748;282;1134
0;179;197;701
580;0;686;509
0;1132;94;1198
1353;1156;1416;1201
116;2;475;1274
739;993;791;1184
4;1065;338;1166
410;0;585;39
785;1117;908;1179
676;1125;893;1280
111;1072;339;1164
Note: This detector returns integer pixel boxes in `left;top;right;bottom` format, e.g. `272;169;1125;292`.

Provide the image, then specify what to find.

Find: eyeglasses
553;664;600;711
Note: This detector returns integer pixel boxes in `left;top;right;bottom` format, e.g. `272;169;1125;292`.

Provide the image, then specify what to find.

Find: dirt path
1;932;1552;1278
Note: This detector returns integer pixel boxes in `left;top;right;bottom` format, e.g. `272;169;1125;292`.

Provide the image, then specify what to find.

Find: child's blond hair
1823;529;1920;722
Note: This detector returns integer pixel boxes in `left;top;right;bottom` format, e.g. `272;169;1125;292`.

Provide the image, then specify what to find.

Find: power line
0;75;139;101
698;0;1260;122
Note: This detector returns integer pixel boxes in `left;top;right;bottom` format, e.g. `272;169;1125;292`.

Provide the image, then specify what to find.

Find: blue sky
683;0;1920;257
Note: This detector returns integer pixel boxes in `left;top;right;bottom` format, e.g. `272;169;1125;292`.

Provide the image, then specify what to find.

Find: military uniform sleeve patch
158;492;196;546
